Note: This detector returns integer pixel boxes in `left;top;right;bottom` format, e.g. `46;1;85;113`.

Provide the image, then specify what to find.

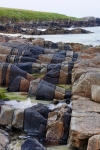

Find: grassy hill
0;7;78;22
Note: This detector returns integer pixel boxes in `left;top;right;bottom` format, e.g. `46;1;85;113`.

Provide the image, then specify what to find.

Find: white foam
0;33;21;37
5;98;37;109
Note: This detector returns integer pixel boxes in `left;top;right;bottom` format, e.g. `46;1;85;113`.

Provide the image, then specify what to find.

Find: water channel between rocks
0;87;73;150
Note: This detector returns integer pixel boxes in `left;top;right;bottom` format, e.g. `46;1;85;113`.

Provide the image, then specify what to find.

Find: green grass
0;7;78;22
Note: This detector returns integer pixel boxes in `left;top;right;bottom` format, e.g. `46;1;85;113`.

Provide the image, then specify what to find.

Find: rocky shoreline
0;35;100;150
0;23;93;35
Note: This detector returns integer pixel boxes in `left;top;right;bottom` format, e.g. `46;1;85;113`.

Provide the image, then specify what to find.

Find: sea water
0;26;100;46
22;26;100;46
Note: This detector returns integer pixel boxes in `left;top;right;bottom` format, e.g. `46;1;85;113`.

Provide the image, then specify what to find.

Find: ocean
0;26;100;46
22;26;100;46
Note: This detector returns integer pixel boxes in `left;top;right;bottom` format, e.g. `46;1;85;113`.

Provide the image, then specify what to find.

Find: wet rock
43;69;68;84
87;134;100;150
33;104;50;119
69;97;100;149
21;138;46;150
24;107;47;136
8;76;30;92
0;105;14;125
36;80;55;100
29;79;71;100
0;62;34;87
0;129;9;150
16;62;42;74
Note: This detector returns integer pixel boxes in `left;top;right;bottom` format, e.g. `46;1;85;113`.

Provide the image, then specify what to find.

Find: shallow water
47;145;74;150
22;26;100;46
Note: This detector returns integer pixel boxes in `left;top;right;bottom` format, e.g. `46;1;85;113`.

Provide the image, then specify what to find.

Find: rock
46;121;64;145
34;27;92;35
84;46;100;54
69;97;100;149
71;43;91;52
72;71;100;98
21;138;46;150
35;80;55;100
72;67;100;84
0;44;11;54
70;28;92;34
12;108;24;129
29;79;71;100
0;105;14;125
0;62;34;87
28;78;41;96
0;44;33;57
73;55;100;69
87;134;100;150
46;104;71;145
7;76;30;92
0;129;9;150
24;106;47;136
91;85;100;102
32;38;45;47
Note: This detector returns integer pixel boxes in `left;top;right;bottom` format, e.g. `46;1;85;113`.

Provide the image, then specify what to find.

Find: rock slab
69;97;100;149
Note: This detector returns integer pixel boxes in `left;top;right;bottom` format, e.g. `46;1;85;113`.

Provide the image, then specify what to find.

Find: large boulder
21;138;46;150
35;80;55;100
0;63;34;87
72;67;100;84
69;97;100;149
24;104;49;136
46;104;71;145
29;79;71;100
8;76;30;92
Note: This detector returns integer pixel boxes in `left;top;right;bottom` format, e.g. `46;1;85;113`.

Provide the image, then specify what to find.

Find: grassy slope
0;7;78;22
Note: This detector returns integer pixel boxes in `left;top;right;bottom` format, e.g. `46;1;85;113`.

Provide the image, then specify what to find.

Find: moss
0;88;8;99
56;84;71;90
32;73;44;79
0;87;27;101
